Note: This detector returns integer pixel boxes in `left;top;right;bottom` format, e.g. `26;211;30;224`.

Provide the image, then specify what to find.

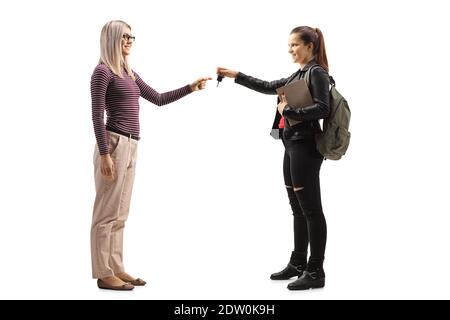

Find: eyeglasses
122;33;136;43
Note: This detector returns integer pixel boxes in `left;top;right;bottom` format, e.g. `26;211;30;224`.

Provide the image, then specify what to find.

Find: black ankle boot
287;269;325;290
271;251;307;280
270;263;305;280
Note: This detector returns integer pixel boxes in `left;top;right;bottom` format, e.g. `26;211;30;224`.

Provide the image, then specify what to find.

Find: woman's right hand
100;154;115;180
217;67;238;79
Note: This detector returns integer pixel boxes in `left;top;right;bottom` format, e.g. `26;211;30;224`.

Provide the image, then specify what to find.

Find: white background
0;0;449;300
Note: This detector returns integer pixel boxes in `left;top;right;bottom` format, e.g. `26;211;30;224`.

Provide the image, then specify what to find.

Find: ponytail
314;28;329;72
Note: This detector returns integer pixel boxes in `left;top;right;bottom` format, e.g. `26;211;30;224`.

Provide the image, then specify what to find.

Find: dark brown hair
290;26;329;72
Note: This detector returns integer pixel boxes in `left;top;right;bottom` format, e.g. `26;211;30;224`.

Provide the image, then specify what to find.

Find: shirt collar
301;58;318;72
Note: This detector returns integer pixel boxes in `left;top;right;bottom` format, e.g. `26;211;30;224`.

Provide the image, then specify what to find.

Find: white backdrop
1;0;449;299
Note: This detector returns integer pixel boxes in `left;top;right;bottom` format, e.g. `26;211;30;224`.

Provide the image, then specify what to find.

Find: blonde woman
91;20;211;290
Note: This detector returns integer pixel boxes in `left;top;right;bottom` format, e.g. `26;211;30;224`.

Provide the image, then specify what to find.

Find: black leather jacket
235;59;330;140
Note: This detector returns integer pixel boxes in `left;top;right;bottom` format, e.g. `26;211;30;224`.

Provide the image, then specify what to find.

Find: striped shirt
91;63;192;155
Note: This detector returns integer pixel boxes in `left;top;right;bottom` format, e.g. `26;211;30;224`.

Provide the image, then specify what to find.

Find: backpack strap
304;64;319;88
305;64;335;87
329;76;336;86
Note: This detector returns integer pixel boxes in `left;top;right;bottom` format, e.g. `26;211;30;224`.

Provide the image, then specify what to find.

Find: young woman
217;26;330;290
91;20;211;290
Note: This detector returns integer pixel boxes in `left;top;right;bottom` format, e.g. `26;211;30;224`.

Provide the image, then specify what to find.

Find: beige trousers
91;131;138;279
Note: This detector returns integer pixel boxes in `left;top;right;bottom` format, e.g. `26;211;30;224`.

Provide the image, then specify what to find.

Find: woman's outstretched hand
190;77;212;91
217;67;238;78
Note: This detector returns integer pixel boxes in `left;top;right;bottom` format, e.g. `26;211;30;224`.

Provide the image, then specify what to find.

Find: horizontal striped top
91;63;192;155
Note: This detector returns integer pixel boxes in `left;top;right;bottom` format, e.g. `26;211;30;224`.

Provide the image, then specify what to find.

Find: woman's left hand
190;77;212;91
278;94;288;115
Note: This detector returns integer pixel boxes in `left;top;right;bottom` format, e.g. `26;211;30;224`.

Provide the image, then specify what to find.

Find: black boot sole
270;275;299;280
287;279;325;290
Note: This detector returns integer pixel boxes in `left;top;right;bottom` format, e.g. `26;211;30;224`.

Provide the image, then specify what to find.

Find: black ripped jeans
283;137;327;269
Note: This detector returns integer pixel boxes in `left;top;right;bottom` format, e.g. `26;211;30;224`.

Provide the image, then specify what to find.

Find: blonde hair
99;20;135;80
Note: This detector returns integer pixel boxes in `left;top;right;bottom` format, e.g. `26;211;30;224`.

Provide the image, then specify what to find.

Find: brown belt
106;127;140;141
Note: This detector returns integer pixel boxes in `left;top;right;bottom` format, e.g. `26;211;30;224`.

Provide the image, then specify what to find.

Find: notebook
276;79;313;126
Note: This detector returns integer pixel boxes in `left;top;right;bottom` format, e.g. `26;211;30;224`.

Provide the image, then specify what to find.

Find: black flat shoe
287;271;325;290
270;263;304;280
